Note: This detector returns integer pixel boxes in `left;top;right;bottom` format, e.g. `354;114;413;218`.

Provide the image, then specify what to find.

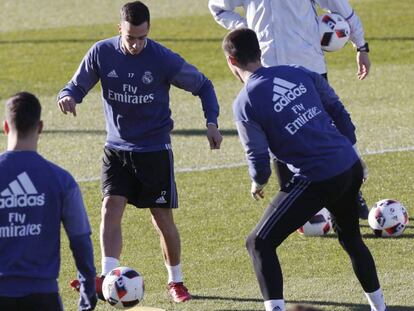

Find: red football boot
167;282;192;303
70;276;105;301
95;275;105;301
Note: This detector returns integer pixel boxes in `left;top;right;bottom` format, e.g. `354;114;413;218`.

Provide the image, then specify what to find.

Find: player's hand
58;96;77;116
206;123;223;150
360;158;368;182
353;144;368;181
251;182;266;201
356;51;370;80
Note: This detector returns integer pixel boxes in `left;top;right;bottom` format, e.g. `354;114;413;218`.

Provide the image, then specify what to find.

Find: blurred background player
57;1;222;303
0;92;96;311
222;28;386;311
209;0;370;79
208;0;370;219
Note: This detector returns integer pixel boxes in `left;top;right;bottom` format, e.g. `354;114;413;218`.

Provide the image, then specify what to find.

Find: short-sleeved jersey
233;65;358;184
0;151;91;296
59;36;219;152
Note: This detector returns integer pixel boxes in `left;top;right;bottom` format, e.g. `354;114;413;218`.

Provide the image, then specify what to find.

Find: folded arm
208;0;247;30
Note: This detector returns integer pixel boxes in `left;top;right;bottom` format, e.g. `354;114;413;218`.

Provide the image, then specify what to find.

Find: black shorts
0;293;63;311
255;160;363;243
101;147;178;208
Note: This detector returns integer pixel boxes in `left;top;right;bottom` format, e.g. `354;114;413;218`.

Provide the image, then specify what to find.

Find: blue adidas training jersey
233;65;359;184
58;36;220;152
0;151;95;303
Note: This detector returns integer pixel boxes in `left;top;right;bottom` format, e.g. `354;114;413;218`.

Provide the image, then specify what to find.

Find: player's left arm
305;68;357;144
307;68;368;178
208;0;247;30
317;0;370;79
170;62;222;149
61;179;97;310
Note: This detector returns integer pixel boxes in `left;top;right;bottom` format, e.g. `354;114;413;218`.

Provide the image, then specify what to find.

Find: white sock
365;288;386;311
165;263;183;283
264;299;285;311
102;256;120;276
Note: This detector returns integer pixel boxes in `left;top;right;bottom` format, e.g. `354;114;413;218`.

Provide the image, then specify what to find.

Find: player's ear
228;55;238;66
3;120;9;135
38;120;43;134
118;23;122;34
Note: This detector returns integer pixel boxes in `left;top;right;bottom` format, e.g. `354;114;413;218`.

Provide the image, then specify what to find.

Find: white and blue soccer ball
102;267;144;309
319;12;350;52
368;199;409;237
297;208;332;236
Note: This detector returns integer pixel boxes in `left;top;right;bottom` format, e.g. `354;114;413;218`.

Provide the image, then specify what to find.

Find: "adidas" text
273;83;307;113
0;194;45;209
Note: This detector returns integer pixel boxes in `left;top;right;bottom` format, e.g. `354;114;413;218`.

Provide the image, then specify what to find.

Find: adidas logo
107;70;119;78
0;172;45;209
155;196;167;204
272;77;307;113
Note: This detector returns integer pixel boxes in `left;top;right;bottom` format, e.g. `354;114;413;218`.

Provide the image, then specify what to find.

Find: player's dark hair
5;92;41;137
120;1;150;26
222;28;261;66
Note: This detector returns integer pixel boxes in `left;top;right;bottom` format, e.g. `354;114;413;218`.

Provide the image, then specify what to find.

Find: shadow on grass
322;233;414;239
215;308;412;311
192;295;261;303
193;295;414;310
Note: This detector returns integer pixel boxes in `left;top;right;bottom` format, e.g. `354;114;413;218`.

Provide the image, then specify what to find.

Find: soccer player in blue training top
0;92;96;311
208;0;371;220
222;28;387;311
57;1;222;303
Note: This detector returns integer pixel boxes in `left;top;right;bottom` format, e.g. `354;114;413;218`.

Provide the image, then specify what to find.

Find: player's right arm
58;95;77;116
62;176;97;310
57;45;100;117
208;0;247;30
236;120;271;188
234;90;271;199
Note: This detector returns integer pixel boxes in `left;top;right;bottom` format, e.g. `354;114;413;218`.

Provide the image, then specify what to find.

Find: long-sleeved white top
209;0;366;74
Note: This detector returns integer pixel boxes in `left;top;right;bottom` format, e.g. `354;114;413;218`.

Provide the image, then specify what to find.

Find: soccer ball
368;199;409;237
319;12;350;52
297;208;332;236
102;267;144;309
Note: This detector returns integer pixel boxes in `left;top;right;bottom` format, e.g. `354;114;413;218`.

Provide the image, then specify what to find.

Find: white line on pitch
76;146;414;183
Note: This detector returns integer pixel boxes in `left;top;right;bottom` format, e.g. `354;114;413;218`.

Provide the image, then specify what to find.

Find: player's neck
239;62;262;83
7;134;38;152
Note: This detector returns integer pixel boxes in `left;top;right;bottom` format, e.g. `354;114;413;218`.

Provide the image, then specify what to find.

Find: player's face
119;21;149;55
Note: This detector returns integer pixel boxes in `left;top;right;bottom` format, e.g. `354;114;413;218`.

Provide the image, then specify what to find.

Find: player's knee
101;196;125;225
151;209;175;233
246;231;271;254
338;234;365;255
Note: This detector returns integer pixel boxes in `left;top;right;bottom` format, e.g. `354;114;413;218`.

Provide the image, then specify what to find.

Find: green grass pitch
1;0;413;310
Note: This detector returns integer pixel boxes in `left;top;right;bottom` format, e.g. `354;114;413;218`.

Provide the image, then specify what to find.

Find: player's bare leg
100;195;128;261
70;196;126;300
150;207;191;302
150;208;180;265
